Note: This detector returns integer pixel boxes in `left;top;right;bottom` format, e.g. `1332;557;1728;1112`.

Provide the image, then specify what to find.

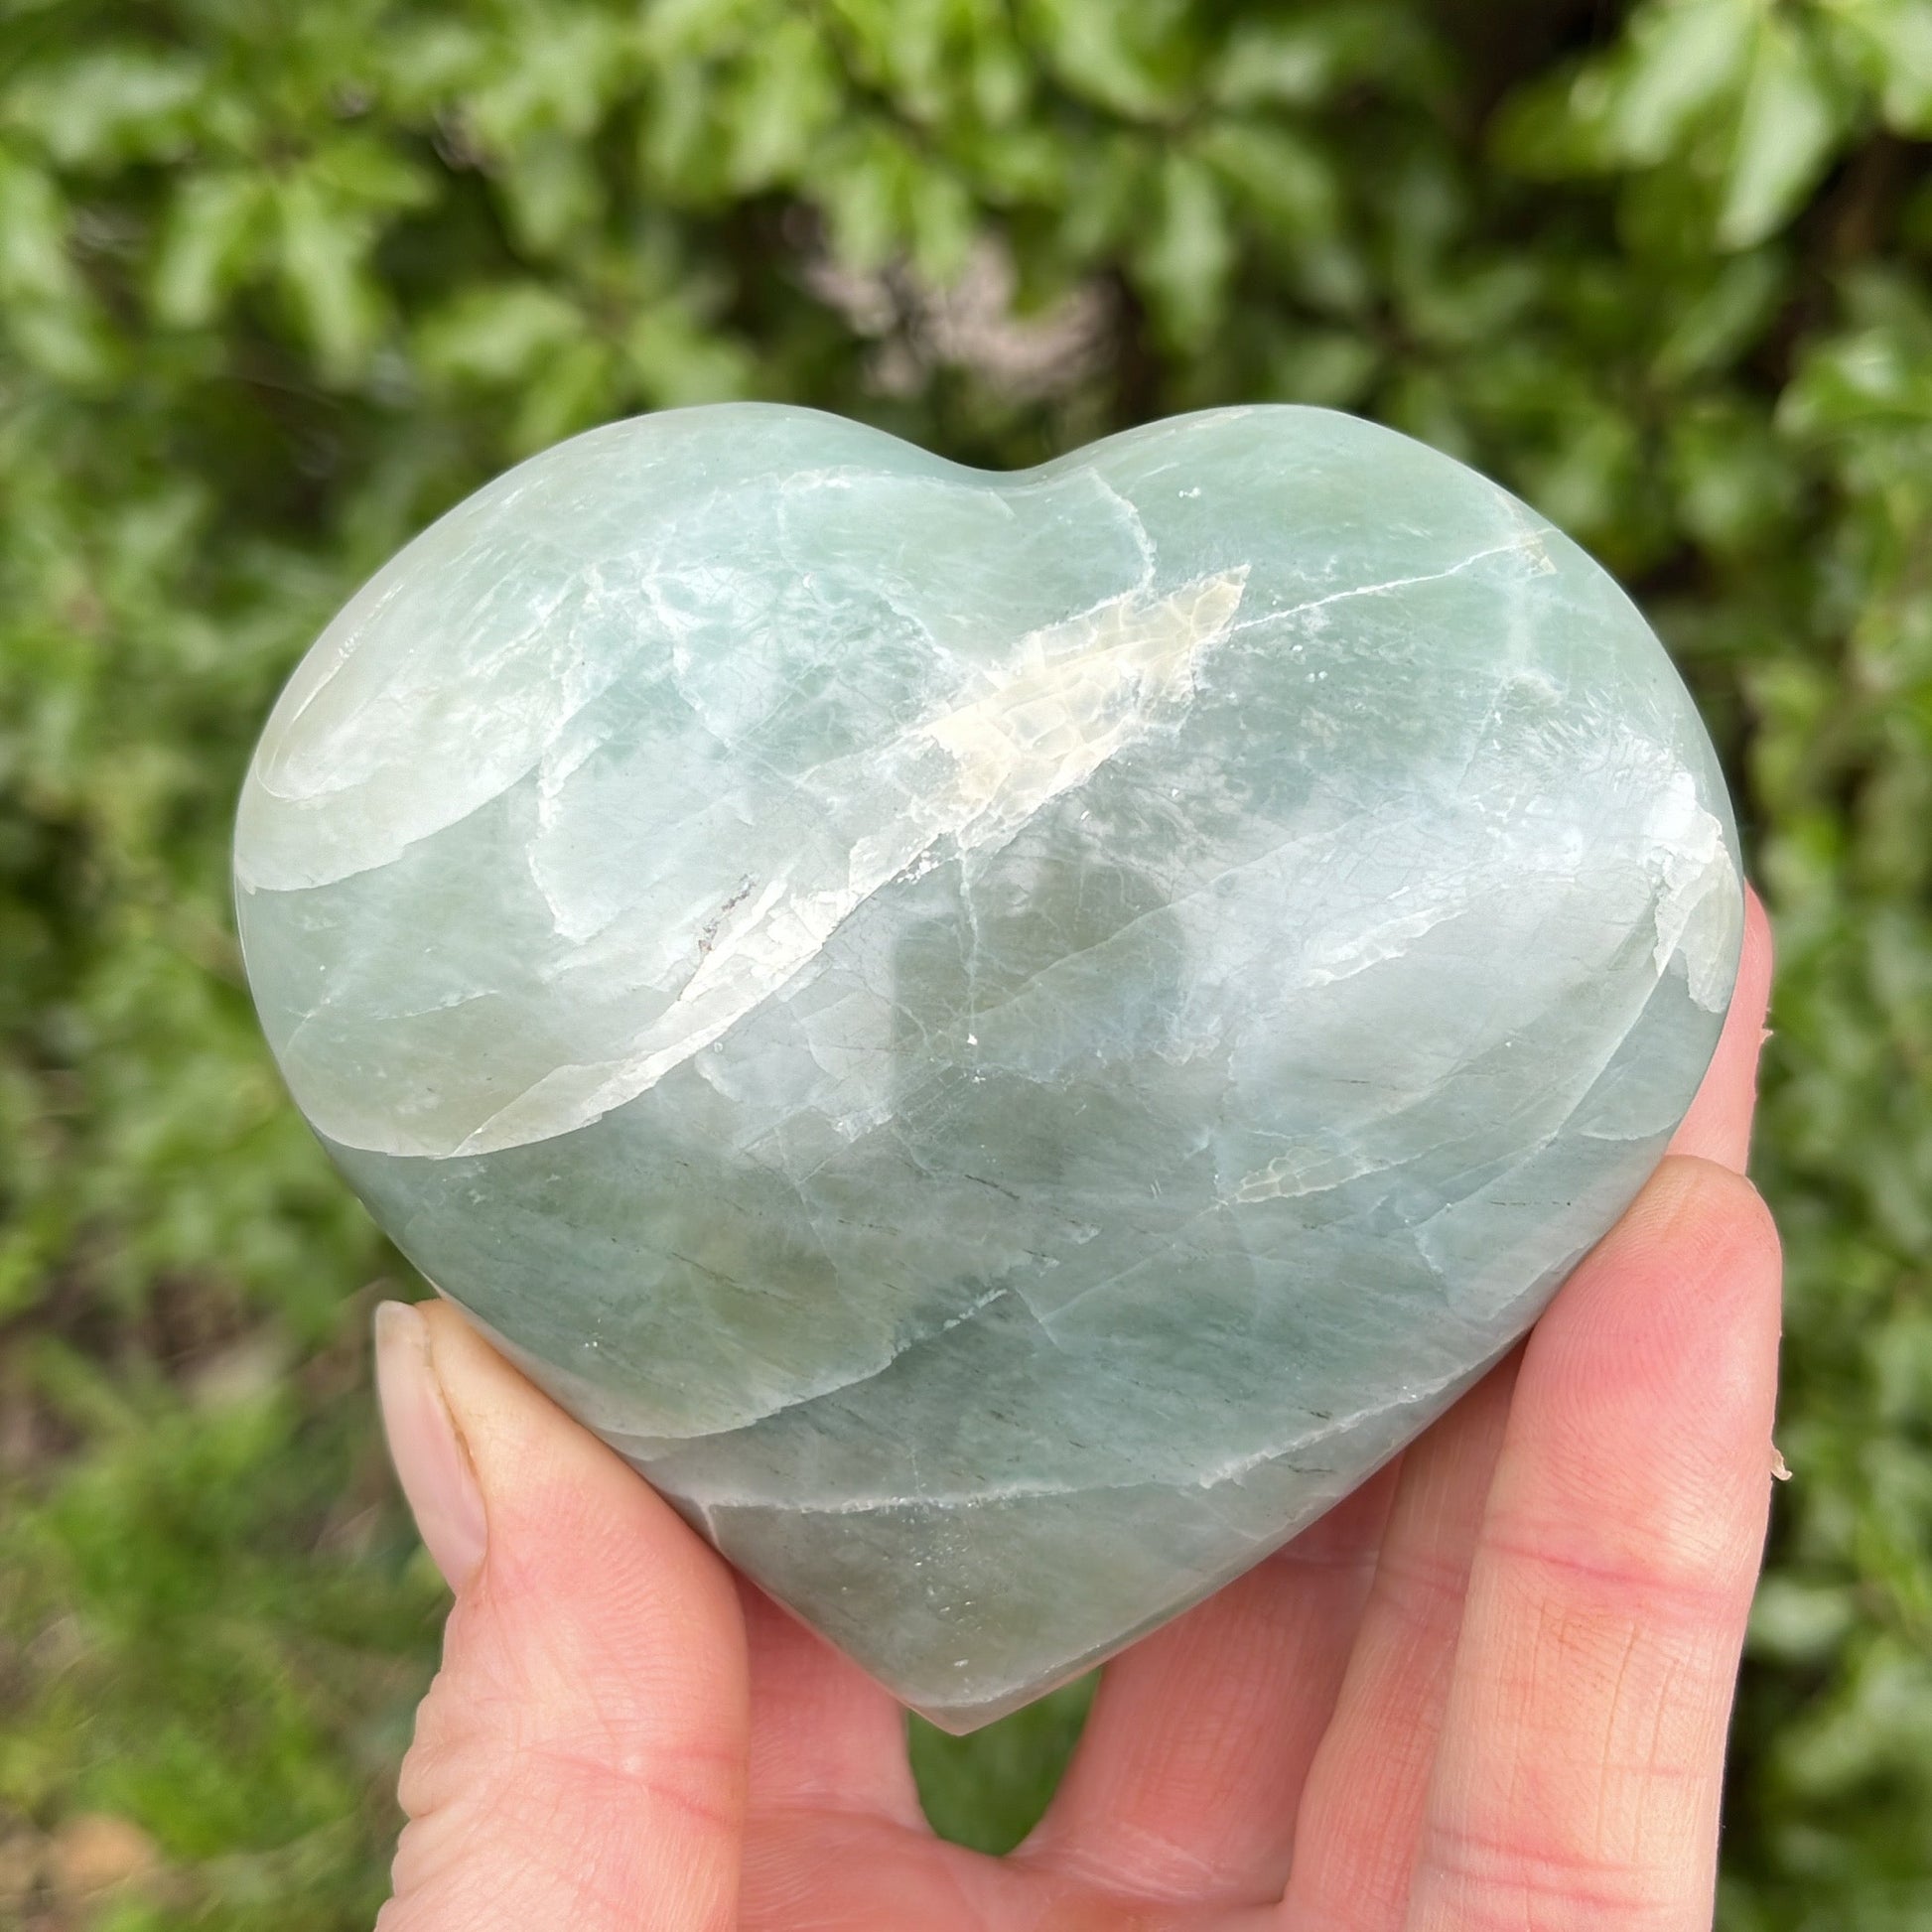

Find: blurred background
1;0;1929;1924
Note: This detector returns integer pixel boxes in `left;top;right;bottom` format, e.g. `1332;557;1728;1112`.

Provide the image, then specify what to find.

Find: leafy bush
1;1;1928;1924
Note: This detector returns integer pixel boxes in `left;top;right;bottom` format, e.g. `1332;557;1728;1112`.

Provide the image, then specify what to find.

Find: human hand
372;893;1779;1932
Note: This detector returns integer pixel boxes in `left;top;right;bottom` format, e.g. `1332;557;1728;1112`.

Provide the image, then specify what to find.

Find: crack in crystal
1224;526;1558;641
441;568;1251;1155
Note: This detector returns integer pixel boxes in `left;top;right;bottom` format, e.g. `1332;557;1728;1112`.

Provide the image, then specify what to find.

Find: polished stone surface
235;403;1742;1729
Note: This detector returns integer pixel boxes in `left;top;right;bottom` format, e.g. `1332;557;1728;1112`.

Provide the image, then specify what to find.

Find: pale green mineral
234;403;1742;1730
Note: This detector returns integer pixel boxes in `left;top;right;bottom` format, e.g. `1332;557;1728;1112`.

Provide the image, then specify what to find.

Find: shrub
2;2;1928;1923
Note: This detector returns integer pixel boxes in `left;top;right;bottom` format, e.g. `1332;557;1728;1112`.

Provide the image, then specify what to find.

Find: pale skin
372;891;1780;1932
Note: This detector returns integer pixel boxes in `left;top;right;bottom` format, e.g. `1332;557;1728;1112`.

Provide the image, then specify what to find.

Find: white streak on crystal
914;568;1246;851
1230;1143;1382;1204
607;1285;1016;1449
1076;471;1158;587
1300;900;1469;987
1645;770;1736;1011
448;568;1250;1156
1244;527;1557;631
665;1367;1465;1516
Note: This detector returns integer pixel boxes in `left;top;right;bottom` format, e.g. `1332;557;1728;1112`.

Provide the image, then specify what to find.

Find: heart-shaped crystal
235;404;1741;1730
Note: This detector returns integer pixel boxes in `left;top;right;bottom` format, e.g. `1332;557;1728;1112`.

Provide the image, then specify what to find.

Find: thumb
372;1299;748;1932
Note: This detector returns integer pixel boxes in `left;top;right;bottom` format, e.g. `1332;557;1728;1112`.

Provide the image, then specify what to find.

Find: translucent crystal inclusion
235;404;1742;1729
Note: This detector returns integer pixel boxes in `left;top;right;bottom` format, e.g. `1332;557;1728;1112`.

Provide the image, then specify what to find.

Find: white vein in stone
1646;768;1737;1011
663;1364;1468;1517
447;568;1249;1156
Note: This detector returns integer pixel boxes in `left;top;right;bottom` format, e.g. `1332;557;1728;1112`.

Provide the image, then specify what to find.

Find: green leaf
1718;16;1843;249
463;7;640;146
274;173;381;378
968;34;1034;126
416;282;587;386
638;0;760;61
718;15;842;191
5;50;205;168
1209;4;1441;109
1749;1577;1860;1662
638;61;724;193
311;135;433;212
0;149;79;306
1487;65;1608;179
1209;15;1346;106
1021;0;1189;119
1608;0;1755;164
814;123;915;269
1780;322;1932;434
496;136;606;255
1669;398;1801;552
905;163;978;285
911;1676;1095;1854
1263;328;1379;406
511;335;618;451
825;0;956;119
1131;149;1232;349
1652;249;1786;380
150;173;269;327
370;19;489;113
622;304;756;404
1828;0;1932;132
1195;120;1339;237
1493;0;1760;187
0;153;107;381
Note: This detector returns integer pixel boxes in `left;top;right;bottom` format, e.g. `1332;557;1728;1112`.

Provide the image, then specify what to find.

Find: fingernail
374;1300;487;1588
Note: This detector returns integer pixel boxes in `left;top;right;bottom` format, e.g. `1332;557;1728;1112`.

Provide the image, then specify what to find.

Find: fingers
1402;1159;1783;1932
1281;895;1772;1932
1286;895;1774;1929
1668;886;1773;1174
1026;1465;1399;1904
740;1583;923;1828
373;1301;748;1932
1277;1355;1518;1931
1028;894;1775;1912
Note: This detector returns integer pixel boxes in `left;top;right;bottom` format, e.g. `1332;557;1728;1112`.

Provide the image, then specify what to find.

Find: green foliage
0;0;1927;1923
910;1676;1097;1855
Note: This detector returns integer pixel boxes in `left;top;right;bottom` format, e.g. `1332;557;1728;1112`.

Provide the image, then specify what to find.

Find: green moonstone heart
235;403;1742;1730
